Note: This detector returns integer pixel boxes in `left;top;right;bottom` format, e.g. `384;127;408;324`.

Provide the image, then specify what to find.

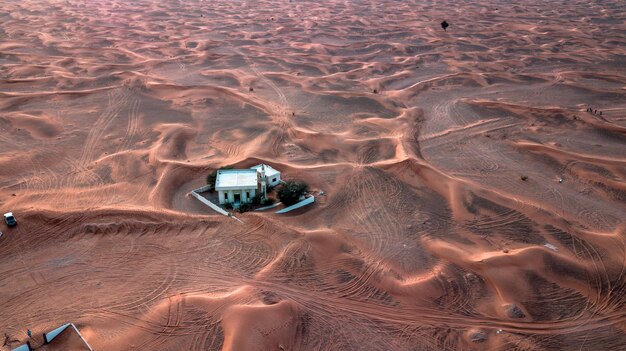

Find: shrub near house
262;197;275;206
277;180;309;206
238;203;252;213
250;194;263;206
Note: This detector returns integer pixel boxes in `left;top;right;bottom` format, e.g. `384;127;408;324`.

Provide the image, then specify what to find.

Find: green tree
277;180;309;206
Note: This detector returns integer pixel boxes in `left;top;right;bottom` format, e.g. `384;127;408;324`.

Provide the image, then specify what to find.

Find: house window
246;191;250;199
272;178;277;182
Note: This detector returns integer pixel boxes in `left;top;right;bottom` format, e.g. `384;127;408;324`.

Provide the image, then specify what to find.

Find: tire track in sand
75;88;129;182
119;87;141;153
236;48;293;156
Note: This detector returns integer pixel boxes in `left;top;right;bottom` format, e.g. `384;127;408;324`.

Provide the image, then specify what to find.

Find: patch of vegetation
261;197;276;206
238;203;252;213
250;194;263;206
224;202;233;210
277;180;309;206
206;166;234;191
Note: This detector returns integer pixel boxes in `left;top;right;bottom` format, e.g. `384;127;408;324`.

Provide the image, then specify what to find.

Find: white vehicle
3;212;17;227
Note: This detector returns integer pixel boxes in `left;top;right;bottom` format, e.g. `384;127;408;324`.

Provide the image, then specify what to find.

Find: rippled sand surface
1;0;625;350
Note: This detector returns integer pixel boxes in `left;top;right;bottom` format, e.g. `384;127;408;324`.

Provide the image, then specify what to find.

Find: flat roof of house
215;169;258;189
250;164;280;177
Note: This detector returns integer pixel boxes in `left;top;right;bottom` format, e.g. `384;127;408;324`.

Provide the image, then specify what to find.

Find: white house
215;164;281;205
251;164;281;187
215;169;258;205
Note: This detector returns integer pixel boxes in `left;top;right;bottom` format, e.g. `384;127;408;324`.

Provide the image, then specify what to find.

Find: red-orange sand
1;0;625;350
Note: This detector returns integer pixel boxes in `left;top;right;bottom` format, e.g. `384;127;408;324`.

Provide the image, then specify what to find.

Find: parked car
3;212;17;227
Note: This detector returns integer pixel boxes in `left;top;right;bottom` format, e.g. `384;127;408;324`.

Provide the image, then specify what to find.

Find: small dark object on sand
471;331;487;343
521;175;528;181
249;87;254;92
441;20;449;31
505;304;526;319
373;88;378;94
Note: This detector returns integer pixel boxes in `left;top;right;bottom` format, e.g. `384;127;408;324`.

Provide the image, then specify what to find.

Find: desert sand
1;0;625;350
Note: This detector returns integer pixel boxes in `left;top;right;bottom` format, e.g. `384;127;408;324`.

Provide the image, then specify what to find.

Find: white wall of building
267;173;281;187
251;164;281;188
218;188;256;204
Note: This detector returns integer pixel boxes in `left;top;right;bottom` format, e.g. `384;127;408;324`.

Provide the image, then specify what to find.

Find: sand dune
1;0;625;350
